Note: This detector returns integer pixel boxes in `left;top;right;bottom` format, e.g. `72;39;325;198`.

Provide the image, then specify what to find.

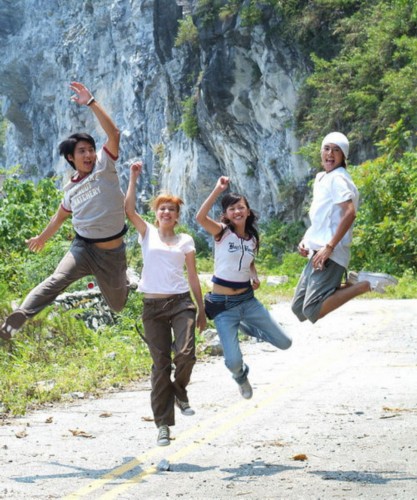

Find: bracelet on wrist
325;243;334;251
86;96;95;106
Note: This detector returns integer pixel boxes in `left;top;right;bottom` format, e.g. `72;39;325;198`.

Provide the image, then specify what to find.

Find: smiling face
155;202;180;228
68;140;97;178
321;143;345;172
224;197;251;228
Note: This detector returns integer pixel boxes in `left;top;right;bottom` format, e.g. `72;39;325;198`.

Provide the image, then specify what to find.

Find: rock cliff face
0;0;309;226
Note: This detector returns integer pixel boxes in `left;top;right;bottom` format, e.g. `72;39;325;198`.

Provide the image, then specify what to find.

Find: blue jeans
213;295;292;384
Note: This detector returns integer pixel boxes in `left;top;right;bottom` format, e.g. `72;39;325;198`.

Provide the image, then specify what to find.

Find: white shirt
303;167;359;268
138;222;195;294
214;227;256;283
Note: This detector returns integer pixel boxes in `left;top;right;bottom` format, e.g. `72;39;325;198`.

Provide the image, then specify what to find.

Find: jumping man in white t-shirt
291;132;397;324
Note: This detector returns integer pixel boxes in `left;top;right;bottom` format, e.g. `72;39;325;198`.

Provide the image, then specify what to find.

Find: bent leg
214;308;247;383
291;264;309;322
317;281;370;319
240;298;292;350
91;243;128;312
301;259;346;323
19;242;90;319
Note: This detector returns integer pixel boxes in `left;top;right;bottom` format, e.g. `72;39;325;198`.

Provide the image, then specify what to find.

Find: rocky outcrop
0;0;310;227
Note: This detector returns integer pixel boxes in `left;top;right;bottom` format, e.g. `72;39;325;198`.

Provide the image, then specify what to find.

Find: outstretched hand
26;235;45;253
70;81;94;106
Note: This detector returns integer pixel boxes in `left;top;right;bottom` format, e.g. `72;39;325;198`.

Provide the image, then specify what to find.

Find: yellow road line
66;306;394;499
64;342;352;499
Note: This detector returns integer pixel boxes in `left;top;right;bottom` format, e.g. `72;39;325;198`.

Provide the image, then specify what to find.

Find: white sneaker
126;267;140;290
348;271;398;294
238;379;253;399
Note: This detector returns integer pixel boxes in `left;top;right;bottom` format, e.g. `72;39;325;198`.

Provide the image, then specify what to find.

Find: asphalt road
0;299;416;499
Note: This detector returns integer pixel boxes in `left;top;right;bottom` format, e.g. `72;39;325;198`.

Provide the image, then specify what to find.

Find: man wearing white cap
291;132;397;324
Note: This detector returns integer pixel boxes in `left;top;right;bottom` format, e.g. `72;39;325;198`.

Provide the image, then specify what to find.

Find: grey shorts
291;257;346;323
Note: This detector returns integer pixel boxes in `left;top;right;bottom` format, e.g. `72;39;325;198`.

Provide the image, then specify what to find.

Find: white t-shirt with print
214;227;256;283
61;147;125;239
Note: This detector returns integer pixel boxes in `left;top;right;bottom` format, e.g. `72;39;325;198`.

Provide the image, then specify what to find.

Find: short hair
58;133;96;169
151;193;184;212
150;193;184;226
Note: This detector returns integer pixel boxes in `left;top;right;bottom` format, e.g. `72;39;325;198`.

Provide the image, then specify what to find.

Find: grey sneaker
0;310;27;340
157;425;170;446
175;398;195;416
348;271;398;294
238;379;253;399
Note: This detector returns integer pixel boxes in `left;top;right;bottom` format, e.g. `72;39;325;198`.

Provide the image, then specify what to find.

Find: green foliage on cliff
193;0;417;158
180;95;200;138
175;15;199;47
295;0;417;154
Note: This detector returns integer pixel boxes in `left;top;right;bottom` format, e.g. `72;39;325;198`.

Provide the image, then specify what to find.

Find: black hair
58;133;96;169
217;192;260;252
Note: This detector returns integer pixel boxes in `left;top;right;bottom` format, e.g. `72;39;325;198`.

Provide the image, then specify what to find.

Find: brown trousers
142;292;197;427
19;238;128;319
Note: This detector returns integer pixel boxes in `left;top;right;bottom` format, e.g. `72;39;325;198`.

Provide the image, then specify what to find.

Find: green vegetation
350;122;417;275
2;0;417;415
179;95;199;138
175;15;199;47
0;170;415;416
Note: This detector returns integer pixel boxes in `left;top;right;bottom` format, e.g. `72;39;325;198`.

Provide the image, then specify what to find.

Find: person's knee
281;337;292;350
107;291;128;312
301;303;320;324
174;352;196;367
291;301;307;322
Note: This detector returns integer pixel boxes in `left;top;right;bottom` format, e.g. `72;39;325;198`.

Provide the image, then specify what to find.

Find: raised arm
69;81;120;158
124;162;147;238
26;205;71;253
195;176;229;236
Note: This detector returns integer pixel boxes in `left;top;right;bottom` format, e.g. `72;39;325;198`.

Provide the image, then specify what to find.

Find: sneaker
348;271;398;294
126;267;140;290
238;379;253;399
0;310;27;340
175;398;195;416
157;425;170;446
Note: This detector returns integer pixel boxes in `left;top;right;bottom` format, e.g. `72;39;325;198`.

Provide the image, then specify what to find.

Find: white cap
321;132;349;159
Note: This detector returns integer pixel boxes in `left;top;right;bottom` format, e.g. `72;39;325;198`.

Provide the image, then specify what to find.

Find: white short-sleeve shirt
303;167;359;268
138;222;195;294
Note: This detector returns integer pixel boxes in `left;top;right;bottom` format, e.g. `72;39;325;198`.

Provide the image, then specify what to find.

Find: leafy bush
350;123;417;275
0;175;74;294
258;219;305;271
175;15;199;47
180;95;199;138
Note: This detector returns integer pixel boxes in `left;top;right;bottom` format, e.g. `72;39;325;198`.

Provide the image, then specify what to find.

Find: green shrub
180;95;199;138
175;15;199;47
